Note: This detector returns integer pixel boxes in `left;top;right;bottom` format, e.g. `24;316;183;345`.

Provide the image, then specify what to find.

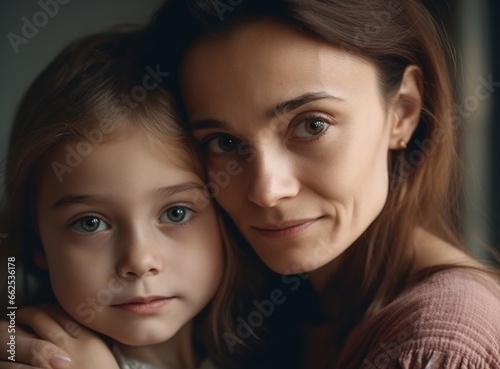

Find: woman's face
181;20;411;275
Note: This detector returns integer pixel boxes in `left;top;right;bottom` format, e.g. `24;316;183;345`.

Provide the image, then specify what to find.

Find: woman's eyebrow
269;91;344;118
189;118;230;131
188;91;344;131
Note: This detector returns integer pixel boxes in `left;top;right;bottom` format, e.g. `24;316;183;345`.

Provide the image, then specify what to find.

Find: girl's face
181;20;417;275
36;131;223;346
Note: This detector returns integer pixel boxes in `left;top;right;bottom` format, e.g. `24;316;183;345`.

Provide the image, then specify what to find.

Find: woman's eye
293;117;329;138
206;135;240;154
160;206;195;224
71;216;110;234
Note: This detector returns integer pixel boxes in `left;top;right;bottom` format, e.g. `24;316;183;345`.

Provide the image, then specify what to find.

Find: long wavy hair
150;0;499;353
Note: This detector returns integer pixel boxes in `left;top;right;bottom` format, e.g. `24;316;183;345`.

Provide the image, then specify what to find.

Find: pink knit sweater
335;269;500;368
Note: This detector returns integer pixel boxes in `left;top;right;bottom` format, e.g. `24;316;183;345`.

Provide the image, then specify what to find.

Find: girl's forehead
40;124;199;180
37;133;204;205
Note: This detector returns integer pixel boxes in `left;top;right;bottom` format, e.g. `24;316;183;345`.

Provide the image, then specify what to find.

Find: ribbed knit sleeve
336;269;500;369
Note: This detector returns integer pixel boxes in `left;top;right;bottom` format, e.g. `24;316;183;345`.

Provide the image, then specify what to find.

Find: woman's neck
117;322;199;369
308;257;343;295
410;226;478;272
305;236;374;327
305;256;348;325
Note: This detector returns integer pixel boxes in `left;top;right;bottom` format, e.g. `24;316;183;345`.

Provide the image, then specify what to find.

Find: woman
156;1;500;367
2;1;500;368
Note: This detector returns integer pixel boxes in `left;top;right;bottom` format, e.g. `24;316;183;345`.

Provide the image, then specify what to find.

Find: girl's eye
71;216;110;234
206;135;240;154
292;116;330;138
160;206;195;224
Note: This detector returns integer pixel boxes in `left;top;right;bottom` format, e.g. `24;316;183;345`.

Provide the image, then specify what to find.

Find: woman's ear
388;65;423;149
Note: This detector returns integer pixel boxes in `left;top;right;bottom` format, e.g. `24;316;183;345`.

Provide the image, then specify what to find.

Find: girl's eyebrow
150;182;204;200
51;194;105;209
188;91;344;131
51;182;204;209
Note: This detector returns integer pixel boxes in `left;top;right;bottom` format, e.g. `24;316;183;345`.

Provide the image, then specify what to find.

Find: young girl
0;28;240;369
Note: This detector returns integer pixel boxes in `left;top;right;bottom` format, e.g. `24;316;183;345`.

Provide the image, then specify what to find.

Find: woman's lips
253;218;319;239
113;297;174;315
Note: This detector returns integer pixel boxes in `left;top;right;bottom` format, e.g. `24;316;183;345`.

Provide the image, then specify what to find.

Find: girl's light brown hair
151;0;500;349
1;28;241;366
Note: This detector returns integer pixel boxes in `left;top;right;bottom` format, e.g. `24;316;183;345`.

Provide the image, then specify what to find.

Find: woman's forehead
181;21;377;122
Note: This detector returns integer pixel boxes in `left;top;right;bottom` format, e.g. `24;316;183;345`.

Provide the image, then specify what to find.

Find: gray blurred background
0;0;163;165
421;0;500;263
0;0;499;262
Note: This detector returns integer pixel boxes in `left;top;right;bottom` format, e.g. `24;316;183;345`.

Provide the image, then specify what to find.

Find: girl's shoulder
112;345;221;369
337;267;500;369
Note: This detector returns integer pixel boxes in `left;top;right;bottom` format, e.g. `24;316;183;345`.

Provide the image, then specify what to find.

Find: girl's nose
115;228;163;280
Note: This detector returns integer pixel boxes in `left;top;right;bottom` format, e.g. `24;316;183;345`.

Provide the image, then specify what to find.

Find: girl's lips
253;218;319;239
113;297;174;315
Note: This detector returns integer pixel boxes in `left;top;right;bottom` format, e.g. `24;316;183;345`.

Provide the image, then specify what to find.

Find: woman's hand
0;306;119;369
0;315;71;369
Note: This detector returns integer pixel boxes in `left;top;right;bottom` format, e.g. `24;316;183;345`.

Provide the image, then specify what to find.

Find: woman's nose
246;149;300;207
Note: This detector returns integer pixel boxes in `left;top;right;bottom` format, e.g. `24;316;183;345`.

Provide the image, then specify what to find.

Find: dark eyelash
198;133;242;157
301;129;329;144
68;213;101;228
290;114;332;142
296;114;332;126
160;204;199;227
198;133;223;149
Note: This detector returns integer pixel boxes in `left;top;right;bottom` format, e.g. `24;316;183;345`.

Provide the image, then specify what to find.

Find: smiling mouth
112;297;174;315
253;218;319;239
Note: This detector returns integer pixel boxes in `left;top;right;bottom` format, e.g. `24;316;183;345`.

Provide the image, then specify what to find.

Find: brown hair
1;28;241;366
150;0;499;349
